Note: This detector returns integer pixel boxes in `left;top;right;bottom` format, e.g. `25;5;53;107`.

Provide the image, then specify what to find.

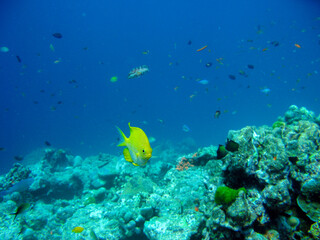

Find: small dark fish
44;141;51;146
52;32;63;39
217;145;228;159
229;74;236;80
83;47;88;50
0;147;5;151
16;55;22;63
40;89;45;93
288;156;298;164
11;203;30;221
14;155;23;161
57;101;62;104
247;39;253;42
247;64;254;69
205;62;212;68
187;40;192;45
90;229;98;240
214;110;221;119
68;79;77;84
225;139;239;152
33;101;39;104
271;41;279;47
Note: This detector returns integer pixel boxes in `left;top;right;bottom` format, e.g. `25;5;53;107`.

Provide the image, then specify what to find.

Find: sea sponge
215;186;246;205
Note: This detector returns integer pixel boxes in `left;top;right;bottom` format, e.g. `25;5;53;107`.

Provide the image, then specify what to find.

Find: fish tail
10;213;17;222
116;126;127;146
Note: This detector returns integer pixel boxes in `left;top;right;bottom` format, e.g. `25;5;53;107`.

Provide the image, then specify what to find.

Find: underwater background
1;0;320;239
1;0;319;174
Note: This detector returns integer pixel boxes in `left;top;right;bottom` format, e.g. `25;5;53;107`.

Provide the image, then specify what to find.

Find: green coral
84;195;96;206
215;186;246;205
309;220;320;239
272;121;286;129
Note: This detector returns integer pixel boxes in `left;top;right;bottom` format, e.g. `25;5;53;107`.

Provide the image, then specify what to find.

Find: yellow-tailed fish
72;226;84;233
116;123;152;166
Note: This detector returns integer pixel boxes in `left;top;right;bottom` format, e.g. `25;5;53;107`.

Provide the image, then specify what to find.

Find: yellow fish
116;123;152;166
72;226;84;233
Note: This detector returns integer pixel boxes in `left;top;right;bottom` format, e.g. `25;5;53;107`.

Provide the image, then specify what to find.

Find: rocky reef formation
0;105;320;240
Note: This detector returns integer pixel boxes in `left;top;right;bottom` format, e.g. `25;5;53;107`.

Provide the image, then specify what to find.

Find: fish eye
142;149;145;153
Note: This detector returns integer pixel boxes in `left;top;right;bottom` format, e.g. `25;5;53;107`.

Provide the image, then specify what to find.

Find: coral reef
0;105;320;239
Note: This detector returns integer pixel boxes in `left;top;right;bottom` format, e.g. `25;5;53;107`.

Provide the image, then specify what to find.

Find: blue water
0;0;319;174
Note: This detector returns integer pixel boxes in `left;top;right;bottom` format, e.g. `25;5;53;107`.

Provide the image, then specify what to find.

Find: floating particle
261;88;271;94
196;45;208;52
52;33;63;39
110;76;118;82
198;79;209;85
187;40;192;45
239;70;248;77
294;43;301;48
205;62;212;68
49;44;55;52
182;124;190;132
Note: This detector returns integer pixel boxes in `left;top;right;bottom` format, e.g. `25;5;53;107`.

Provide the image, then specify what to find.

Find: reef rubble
0;105;320;240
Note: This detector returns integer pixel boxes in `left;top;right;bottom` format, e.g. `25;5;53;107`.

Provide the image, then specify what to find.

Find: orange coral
192;152;198;158
176;157;194;171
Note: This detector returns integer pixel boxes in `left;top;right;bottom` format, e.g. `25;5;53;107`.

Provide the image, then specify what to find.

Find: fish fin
116;126;127;147
123;148;133;163
132;162;139;166
11;213;17;222
128;122;133;134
